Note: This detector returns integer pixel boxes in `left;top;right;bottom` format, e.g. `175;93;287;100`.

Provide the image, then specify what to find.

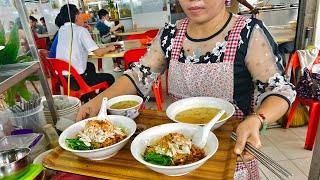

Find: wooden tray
43;110;239;180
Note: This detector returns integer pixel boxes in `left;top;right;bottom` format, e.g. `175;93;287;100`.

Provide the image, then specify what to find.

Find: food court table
267;25;296;43
37;33;55;39
43;110;239;180
113;28;159;36
88;40;146;71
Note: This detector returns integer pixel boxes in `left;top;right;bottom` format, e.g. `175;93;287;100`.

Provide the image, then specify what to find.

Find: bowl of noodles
166;97;235;131
107;95;143;119
130;123;218;176
58;115;136;160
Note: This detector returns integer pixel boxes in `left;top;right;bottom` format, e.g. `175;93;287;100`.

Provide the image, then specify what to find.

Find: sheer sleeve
123;28;168;96
245;23;296;107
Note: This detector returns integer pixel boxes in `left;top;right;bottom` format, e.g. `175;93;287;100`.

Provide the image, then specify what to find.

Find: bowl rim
59;115;136;153
0;147;31;165
130;123;219;169
107;95;143;111
166;97;235;126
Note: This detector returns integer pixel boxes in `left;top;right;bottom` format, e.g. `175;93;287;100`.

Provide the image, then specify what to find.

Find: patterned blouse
124;14;296;116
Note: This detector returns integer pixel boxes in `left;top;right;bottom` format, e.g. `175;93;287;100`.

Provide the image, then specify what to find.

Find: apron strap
224;16;248;62
171;18;189;62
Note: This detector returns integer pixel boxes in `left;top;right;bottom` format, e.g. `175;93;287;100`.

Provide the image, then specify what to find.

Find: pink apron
168;16;259;179
168;16;248;120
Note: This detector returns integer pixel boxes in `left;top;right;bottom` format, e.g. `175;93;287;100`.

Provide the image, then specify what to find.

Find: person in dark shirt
29;16;46;34
95;9;124;72
40;17;48;33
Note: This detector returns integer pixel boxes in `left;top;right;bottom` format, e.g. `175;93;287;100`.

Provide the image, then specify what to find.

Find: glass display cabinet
0;0;58;124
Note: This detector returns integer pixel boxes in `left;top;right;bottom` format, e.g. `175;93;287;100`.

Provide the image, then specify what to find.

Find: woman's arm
76;28;168;121
234;22;296;159
76;76;137;120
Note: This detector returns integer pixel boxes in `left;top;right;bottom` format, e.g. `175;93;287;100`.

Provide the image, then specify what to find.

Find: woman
76;0;295;178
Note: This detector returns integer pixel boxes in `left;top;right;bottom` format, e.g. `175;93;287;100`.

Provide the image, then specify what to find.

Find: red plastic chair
38;49;61;95
47;58;108;100
286;51;320;150
144;29;159;39
36;38;47;49
124;48;164;110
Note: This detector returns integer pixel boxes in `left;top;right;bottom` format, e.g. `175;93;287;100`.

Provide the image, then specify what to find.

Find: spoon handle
96;97;109;120
203;110;225;131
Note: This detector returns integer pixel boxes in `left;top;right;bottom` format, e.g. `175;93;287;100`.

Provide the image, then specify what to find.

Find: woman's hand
234;116;262;161
76;101;100;122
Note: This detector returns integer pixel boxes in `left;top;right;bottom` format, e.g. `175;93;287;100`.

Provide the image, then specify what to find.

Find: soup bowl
107;95;143;119
166;97;235;131
59;115;136;160
130;123;219;176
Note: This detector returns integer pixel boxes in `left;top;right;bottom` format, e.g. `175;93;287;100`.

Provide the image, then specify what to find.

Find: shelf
0;62;40;94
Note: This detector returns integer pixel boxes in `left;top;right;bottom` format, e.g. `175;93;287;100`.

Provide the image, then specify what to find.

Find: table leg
98;58;102;71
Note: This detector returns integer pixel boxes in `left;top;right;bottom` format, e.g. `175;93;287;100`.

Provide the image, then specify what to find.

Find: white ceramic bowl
166;97;235;131
107;95;143;119
42;95;81;113
59;115;136;160
131;123;219;176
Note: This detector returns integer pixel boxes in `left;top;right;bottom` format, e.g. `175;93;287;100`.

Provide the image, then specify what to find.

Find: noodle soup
110;100;140;109
175;107;228;124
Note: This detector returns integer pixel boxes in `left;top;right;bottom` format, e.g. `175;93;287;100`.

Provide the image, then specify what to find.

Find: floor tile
289;126;308;141
291;157;312;176
259;168;268;179
264;128;301;144
274;140;313;160
259;160;307;180
260;143;288;162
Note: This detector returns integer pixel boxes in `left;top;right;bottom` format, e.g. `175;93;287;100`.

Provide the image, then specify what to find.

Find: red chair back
36;38;47;49
38;49;61;95
144;29;159;39
123;48;147;70
47;59;108;99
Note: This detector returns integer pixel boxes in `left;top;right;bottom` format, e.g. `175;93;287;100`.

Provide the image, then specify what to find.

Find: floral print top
123;14;296;115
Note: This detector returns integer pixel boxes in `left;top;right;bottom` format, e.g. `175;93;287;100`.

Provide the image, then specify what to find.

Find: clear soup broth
175;107;228;124
110;100;140;109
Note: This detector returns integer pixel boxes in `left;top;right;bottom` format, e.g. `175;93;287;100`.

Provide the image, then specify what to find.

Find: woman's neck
187;10;229;39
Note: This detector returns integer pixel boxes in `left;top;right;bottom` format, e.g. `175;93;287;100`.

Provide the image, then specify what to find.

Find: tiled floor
31;57;314;179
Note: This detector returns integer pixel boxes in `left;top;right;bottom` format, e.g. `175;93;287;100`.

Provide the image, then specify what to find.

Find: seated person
40;17;48;33
56;4;116;102
29;16;46;34
15;18;39;55
96;9;124;72
49;13;65;58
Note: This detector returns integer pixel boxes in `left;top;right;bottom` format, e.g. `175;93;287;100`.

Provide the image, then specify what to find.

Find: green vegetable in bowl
143;152;173;166
66;138;94;150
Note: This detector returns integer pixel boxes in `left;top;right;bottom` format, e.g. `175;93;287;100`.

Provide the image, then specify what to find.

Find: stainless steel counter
240;6;298;26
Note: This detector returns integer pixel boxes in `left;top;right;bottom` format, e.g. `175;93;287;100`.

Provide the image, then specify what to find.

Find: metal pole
14;0;58;125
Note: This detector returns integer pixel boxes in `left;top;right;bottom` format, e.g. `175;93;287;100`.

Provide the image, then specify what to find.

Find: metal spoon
192;110;225;149
96;97;110;120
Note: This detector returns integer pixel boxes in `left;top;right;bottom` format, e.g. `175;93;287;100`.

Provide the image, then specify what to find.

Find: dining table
37;33;55;39
267;25;296;43
113;27;160;36
88;40;147;71
43;109;240;180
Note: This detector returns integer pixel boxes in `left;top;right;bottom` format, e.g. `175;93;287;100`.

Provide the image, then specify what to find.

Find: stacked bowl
42;95;81;125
